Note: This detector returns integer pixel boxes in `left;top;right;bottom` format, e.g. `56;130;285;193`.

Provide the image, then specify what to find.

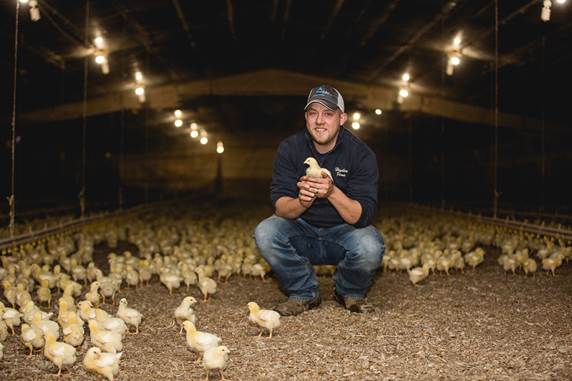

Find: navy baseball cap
304;85;345;113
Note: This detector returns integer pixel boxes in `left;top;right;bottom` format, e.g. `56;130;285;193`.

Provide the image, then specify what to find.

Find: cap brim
304;99;338;111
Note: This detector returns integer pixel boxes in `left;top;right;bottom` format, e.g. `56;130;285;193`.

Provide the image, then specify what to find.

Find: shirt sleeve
270;140;300;206
347;147;379;228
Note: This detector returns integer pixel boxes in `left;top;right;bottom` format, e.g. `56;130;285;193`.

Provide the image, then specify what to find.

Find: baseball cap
304;85;345;113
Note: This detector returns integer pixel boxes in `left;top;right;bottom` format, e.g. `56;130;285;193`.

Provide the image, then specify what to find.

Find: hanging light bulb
174;119;183;128
351;122;360;130
401;72;410;82
19;0;30;4
134;70;143;83
541;0;552;21
93;35;105;49
398;88;409;98
200;136;208;145
190;122;198;130
556;0;566;4
352;112;361;121
94;49;110;74
29;0;40;21
375;108;382;115
135;86;145;103
452;33;462;49
174;109;183;119
216;141;224;154
190;130;199;138
446;51;462;76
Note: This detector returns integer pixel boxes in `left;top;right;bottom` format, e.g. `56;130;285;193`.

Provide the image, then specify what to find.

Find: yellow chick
198;274;217;302
247;302;281;339
116;298;143;334
85;281;101;307
175;296;197;333
88;320;123;353
95;309;127;338
202;345;230;381
31;311;60;339
523;258;537;276
407;264;430;286
159;272;181;295
21;323;45;357
83;347;122;381
43;331;77;376
1;301;22;335
304;157;333;180
37;280;52;307
183;321;221;360
62;313;85;347
78;300;97;321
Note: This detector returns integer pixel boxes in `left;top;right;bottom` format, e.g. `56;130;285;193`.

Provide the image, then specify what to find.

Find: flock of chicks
0;204;570;380
0;207;278;380
379;211;572;285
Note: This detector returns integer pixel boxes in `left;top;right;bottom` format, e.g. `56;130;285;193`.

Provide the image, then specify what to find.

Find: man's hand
298;173;334;202
297;176;318;208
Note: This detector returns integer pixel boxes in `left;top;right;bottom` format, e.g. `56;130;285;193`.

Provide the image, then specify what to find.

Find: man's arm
275;177;318;219
306;175;362;225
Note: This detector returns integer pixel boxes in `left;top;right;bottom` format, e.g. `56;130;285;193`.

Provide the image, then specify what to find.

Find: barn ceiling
1;0;571;128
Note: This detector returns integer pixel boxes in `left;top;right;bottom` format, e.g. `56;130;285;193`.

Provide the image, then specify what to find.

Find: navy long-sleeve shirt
270;127;379;228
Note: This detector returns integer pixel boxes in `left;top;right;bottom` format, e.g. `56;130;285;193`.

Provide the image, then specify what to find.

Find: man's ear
339;112;348;126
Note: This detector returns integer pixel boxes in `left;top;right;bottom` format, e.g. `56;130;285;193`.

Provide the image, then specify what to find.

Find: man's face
304;102;347;152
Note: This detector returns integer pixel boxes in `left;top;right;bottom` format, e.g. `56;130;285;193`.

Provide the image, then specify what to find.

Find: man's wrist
298;197;310;209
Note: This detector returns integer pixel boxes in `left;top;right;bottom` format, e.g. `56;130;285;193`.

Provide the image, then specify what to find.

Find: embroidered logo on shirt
335;167;348;177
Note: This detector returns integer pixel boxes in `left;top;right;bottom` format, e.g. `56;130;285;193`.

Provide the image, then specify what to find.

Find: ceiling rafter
320;0;344;40
225;0;237;40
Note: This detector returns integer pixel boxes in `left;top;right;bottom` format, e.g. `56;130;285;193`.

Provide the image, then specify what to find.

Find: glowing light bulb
556;0;566;5
453;34;462;48
135;87;145;96
190;130;199;138
94;36;104;49
352;112;361;121
19;0;29;4
174;109;182;118
402;72;410;82
94;54;106;65
399;88;409;98
351;122;360;130
450;55;461;66
174;119;183;128
375;108;382;115
190;122;198;130
134;71;143;82
216;141;224;154
200;137;208;145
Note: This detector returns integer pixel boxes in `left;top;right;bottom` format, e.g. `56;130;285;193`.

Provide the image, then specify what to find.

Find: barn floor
1;238;571;381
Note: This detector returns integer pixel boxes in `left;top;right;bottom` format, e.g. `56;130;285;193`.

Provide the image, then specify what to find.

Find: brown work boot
273;294;321;316
334;291;375;313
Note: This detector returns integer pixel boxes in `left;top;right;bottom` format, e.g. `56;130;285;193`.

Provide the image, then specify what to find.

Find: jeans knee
348;230;384;270
254;216;289;259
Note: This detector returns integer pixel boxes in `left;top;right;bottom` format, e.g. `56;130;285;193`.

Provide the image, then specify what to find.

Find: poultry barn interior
0;0;571;380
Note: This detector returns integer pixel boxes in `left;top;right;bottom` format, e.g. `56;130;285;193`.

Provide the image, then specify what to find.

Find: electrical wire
493;0;499;218
8;1;21;237
80;0;90;218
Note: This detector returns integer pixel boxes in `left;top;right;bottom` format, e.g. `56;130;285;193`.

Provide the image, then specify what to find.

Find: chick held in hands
298;157;334;207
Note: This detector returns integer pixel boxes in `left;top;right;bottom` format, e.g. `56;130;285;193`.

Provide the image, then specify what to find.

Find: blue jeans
254;215;384;301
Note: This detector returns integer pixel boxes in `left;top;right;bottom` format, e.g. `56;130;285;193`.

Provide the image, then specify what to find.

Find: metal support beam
18;69;565;132
225;0;237;40
321;0;344;40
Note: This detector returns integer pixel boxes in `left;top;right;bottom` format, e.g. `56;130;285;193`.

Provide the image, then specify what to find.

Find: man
254;84;385;316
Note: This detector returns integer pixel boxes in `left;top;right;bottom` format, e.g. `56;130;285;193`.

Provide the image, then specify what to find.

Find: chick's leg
269;329;273;339
26;343;33;357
